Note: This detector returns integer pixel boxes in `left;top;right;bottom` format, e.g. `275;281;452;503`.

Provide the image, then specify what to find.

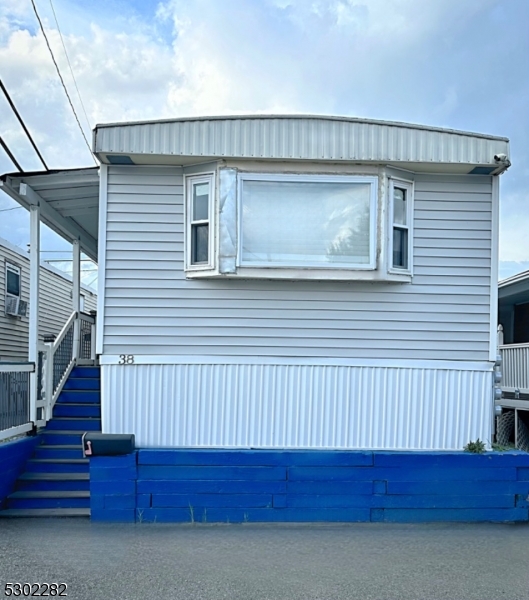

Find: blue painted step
70;367;100;378
45;418;101;431
57;391;100;404
16;477;90;492
40;431;86;445
0;364;100;518
53;403;101;418
34;445;84;460
63;378;100;391
8;496;90;510
25;459;89;474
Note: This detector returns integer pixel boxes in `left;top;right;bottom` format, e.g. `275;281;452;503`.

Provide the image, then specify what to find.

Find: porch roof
499;270;529;305
0;167;99;261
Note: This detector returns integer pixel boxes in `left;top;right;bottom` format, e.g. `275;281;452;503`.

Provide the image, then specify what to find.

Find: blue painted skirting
0;436;40;507
89;450;529;523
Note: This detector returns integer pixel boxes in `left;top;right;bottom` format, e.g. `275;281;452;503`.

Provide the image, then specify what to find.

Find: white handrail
32;310;97;426
53;310;78;351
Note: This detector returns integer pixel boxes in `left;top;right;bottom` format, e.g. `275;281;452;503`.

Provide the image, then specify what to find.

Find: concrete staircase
0;366;100;518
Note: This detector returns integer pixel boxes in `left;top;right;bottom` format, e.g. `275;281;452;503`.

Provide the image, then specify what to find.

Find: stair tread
37;444;83;449
0;508;90;517
42;430;91;434
55;402;100;406
9;491;89;499
28;458;89;464
19;472;89;480
49;417;101;421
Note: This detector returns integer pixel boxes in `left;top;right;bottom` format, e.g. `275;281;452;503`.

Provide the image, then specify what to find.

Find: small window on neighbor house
186;174;214;268
391;181;413;271
6;263;21;297
80;294;85;312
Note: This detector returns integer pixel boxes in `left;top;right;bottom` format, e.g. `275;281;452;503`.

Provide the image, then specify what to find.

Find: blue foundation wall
0;436;40;507
89;450;529;523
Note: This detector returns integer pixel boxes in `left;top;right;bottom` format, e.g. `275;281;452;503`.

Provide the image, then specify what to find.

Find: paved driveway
0;519;528;600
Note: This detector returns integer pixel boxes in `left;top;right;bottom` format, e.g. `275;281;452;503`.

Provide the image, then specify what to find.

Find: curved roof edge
94;114;509;142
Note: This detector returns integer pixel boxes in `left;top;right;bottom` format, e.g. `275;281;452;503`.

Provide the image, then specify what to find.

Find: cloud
0;0;527;276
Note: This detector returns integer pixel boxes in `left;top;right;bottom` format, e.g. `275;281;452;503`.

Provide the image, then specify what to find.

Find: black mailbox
82;432;135;457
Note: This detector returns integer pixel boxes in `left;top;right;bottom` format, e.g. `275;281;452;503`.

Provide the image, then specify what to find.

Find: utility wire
30;0;97;165
48;0;92;135
0;206;23;213
0;80;48;170
0;136;24;171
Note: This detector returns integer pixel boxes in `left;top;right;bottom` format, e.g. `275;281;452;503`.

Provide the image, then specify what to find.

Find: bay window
184;167;413;281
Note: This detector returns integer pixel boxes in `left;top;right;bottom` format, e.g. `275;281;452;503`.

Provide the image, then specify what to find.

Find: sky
0;0;528;287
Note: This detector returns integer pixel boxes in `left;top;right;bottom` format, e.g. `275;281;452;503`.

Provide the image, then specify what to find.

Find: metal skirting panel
95;116;508;165
102;363;493;450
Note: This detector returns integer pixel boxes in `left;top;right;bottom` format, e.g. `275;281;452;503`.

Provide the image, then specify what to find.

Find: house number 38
118;355;135;364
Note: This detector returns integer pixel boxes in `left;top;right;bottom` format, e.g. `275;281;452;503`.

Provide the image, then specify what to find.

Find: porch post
72;239;81;358
29;203;40;425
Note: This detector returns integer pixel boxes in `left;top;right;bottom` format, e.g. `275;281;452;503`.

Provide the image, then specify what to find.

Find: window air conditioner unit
5;296;27;317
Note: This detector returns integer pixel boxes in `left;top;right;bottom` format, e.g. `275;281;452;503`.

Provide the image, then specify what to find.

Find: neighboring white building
1;115;512;449
0;236;97;361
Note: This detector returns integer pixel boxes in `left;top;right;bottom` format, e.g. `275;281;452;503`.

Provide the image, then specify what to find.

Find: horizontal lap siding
1;244;97;361
102;168;492;360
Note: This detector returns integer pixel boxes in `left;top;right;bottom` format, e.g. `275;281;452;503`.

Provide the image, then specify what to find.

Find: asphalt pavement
0;519;528;600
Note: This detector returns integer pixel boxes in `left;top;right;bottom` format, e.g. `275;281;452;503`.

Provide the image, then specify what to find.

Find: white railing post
497;324;504;347
72;239;81;359
45;340;54;421
28;202;40;425
91;321;97;361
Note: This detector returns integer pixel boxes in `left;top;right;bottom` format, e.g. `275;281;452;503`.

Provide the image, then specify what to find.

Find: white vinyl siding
102;167;492;362
0;242;97;361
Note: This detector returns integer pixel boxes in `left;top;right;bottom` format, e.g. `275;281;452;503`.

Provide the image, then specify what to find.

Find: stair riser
70;367;100;378
7;498;90;510
57;391;100;403
45;419;101;431
16;480;90;492
25;462;88;474
53;405;101;418
41;433;85;445
63;379;100;391
34;448;85;460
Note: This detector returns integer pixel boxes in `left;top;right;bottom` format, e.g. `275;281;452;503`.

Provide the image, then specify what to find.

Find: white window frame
388;178;414;275
5;262;21;298
184;172;216;272
236;173;378;271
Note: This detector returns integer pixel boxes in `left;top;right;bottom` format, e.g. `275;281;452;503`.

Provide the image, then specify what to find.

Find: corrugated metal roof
94;114;509;165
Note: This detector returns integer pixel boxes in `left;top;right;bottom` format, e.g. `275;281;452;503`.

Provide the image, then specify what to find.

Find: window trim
5;262;21;298
388;177;414;275
184;172;216;272
236;172;378;271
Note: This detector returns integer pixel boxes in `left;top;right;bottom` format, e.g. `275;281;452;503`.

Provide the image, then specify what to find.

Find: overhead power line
0;206;23;213
0;80;48;170
0;136;24;171
48;0;92;134
30;0;97;165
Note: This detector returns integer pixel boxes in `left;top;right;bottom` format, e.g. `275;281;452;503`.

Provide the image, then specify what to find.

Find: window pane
393;227;408;269
241;180;372;266
193;183;209;221
191;223;209;264
393;187;406;226
6;269;20;296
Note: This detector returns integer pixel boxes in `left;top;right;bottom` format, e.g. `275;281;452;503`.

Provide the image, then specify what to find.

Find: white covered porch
0;167;100;438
